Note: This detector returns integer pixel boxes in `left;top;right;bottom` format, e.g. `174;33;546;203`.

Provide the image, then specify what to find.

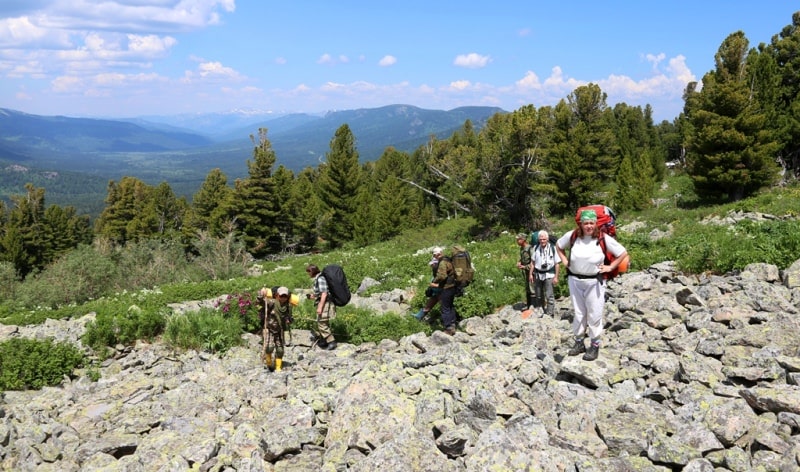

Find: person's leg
440;288;457;333
567;277;590;355
544;278;556;317
274;335;285;371
584;280;606;343
525;271;535;309
316;302;336;346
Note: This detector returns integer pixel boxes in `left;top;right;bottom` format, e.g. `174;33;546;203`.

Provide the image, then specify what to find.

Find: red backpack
574;204;616;237
569;205;629;279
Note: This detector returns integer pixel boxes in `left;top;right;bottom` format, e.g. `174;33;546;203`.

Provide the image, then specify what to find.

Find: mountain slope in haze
0;108;214;154
202;104;505;170
0;104;506;215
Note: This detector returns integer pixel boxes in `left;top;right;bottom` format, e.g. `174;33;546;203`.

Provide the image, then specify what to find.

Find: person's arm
317;291;328;316
528;247;534;281
556;244;569;269
553;246;560;282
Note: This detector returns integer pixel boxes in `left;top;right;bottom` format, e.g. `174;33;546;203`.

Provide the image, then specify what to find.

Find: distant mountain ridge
0;104;505;215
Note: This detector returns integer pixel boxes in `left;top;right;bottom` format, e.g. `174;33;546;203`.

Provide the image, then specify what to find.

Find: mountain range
0;105;505;216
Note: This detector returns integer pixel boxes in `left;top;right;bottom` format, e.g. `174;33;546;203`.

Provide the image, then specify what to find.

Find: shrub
190;231;251;280
0;338;84;391
15;245;117;309
213;292;261;333
329;307;433;344
0;261;18;301
82;305;167;355
114;238;196;289
163;308;244;353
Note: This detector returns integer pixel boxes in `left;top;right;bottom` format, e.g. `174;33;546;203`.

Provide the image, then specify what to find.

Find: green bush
15;245;117;309
190;231;250;280
114;238;196;289
163;308;244;353
82;305;167;355
0;338;84;391
213;292;261;333
0;261;18;302
330;308;433;344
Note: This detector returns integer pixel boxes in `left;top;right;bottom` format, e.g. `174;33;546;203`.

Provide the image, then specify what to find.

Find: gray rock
3;257;800;470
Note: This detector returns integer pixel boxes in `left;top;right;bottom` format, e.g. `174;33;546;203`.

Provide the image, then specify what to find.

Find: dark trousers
522;269;534;307
440;287;458;329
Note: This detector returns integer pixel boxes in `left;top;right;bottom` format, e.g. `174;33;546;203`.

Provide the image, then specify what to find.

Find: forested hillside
0;12;798;287
0;105;503;213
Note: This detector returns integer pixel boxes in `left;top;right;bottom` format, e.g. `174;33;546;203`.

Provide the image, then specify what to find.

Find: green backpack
450;249;475;287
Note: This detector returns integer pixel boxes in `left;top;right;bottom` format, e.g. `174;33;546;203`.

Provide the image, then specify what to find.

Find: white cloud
645;52;666;68
317;53;350;65
449;80;471;90
51;75;82;92
515;71;541;89
127;34;177;55
196;61;241;79
38;0;236;33
274;56;286;65
0;16;72;48
378;55;396;66
453;53;491;69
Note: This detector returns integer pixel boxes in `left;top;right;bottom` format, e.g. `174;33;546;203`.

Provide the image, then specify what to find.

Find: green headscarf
579;209;597;222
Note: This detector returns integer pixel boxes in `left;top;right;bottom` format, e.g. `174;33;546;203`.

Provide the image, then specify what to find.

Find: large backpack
530;230;558;248
321;264;352;307
569;205;629;279
574;204;617;238
450;249;475;287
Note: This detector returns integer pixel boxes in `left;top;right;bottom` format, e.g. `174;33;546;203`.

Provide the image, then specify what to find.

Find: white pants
567;276;605;342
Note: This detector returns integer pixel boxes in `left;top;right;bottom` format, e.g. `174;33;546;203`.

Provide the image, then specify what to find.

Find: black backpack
321;264;351;307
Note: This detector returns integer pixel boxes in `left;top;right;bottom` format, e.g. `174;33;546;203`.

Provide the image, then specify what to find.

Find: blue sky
0;1;797;122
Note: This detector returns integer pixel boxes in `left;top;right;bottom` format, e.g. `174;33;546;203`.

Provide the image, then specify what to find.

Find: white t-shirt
557;230;626;276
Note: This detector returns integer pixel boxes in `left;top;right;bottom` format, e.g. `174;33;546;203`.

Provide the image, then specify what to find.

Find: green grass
3;176;800;360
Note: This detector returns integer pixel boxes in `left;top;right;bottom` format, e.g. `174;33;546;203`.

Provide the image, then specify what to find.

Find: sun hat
276;286;289;296
515;233;527;240
432;246;443;256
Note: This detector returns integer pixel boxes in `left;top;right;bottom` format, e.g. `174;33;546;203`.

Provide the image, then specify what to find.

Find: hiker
556;209;627;361
257;286;292;371
515;233;535;310
413;247;443;320
432;246;459;335
306;264;337;350
532;230;560;317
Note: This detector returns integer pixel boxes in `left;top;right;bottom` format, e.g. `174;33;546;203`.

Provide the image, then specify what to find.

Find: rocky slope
2;259;800;471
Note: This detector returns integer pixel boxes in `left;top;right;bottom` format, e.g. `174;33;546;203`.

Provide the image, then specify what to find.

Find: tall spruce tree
764;11;800;179
316;124;361;248
684;32;780;201
231;128;281;257
287;167;322;251
94;176;151;244
190;168;234;237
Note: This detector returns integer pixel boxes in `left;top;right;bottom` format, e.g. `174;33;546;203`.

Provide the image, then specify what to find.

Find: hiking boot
325;341;337;351
444;326;456;336
567;339;586;356
413;309;425;320
583;343;600;361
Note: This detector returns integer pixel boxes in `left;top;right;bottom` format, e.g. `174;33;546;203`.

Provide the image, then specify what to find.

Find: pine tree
316;124;361;248
684;32;781;201
190;168;234;237
231;128;281;257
